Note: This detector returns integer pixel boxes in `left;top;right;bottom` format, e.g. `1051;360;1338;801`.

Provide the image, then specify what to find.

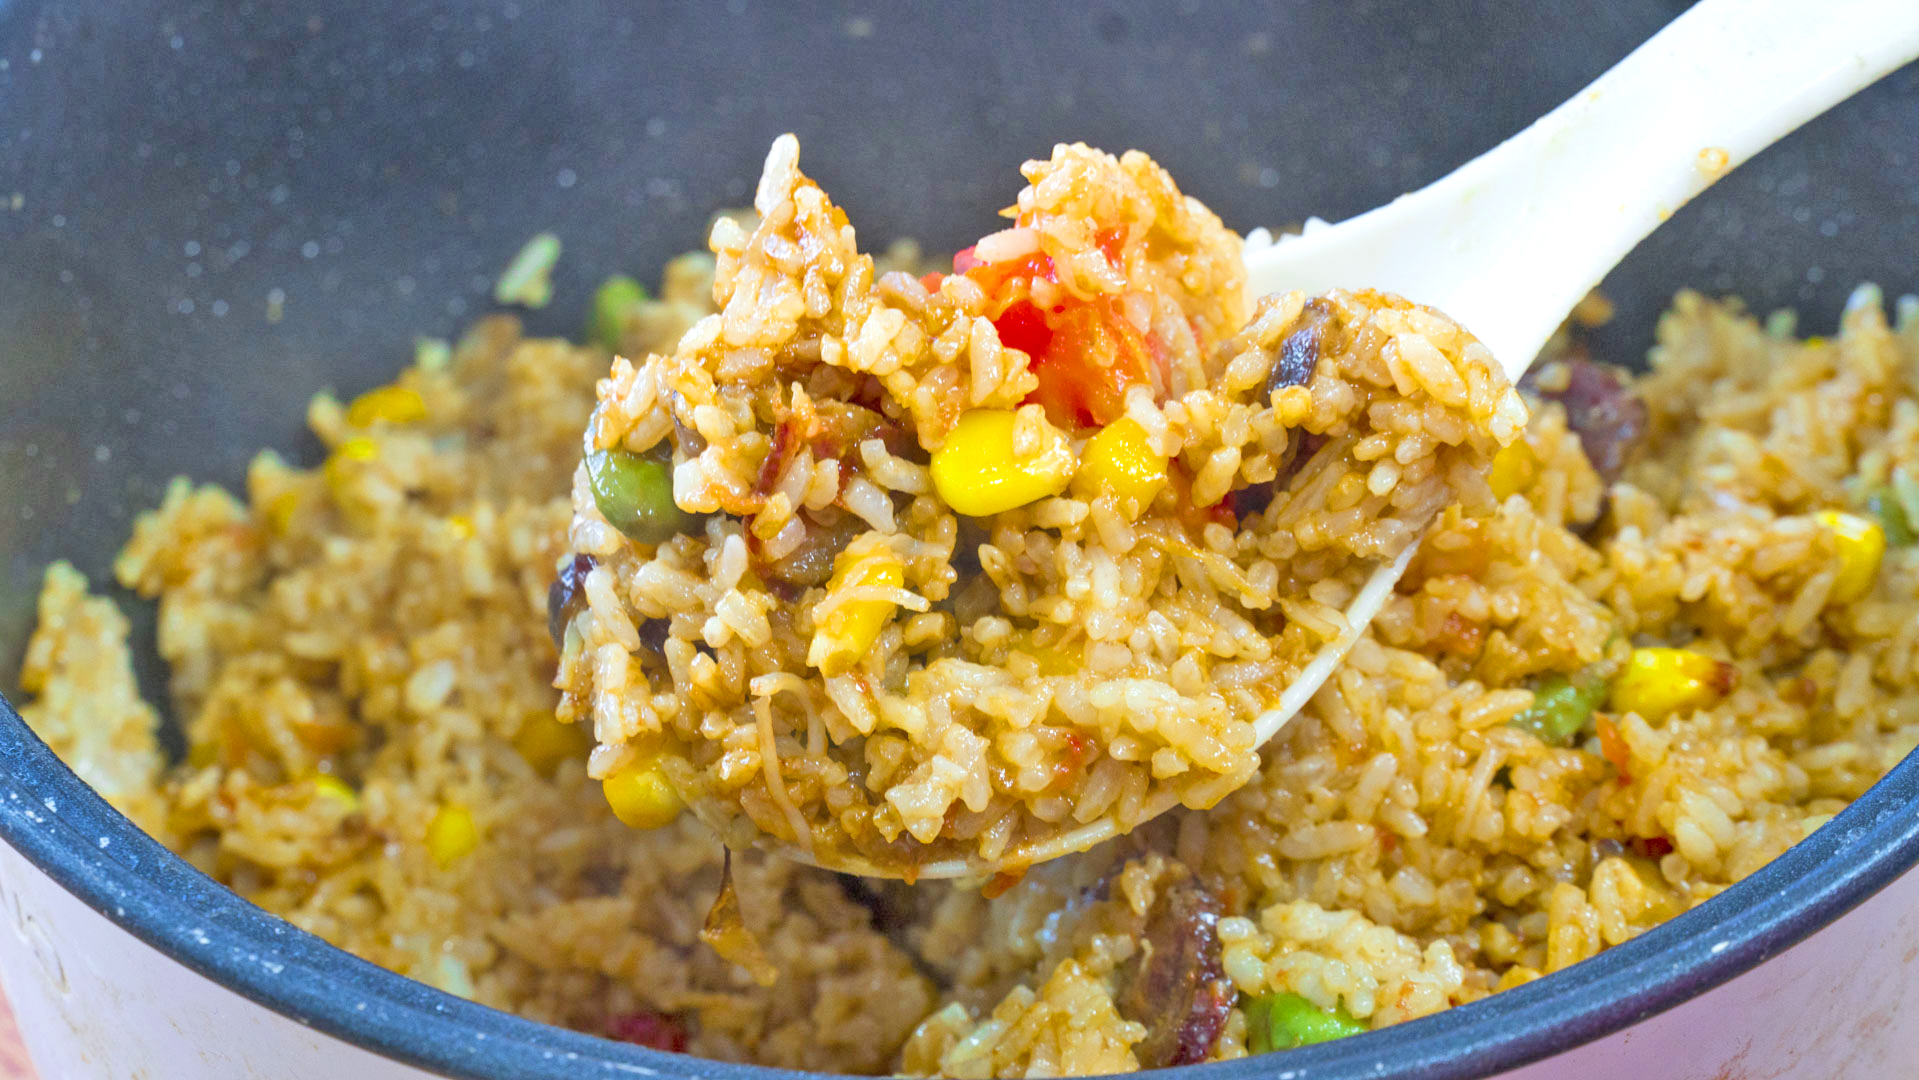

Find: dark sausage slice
1519;350;1647;485
637;617;671;655
754;399;920;593
763;512;869;591
1230;431;1328;522
607;1009;689;1053
1116;872;1233;1068
547;553;597;648
1265;297;1335;401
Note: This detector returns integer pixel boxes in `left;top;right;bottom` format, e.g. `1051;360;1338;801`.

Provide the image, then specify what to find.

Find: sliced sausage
1520;349;1646;485
1264;297;1334;401
1115;872;1233;1068
607;1009;689;1053
547;553;597;648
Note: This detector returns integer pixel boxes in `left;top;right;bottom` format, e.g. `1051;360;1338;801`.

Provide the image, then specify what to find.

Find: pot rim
3;693;1916;1079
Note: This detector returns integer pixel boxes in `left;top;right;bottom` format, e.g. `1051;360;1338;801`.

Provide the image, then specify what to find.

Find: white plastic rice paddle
803;0;1919;879
1232;0;1919;760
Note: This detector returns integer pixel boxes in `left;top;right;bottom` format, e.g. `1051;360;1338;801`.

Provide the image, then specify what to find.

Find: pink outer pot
2;730;1916;1080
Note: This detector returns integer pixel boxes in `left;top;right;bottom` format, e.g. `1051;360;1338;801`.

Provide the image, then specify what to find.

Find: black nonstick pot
4;2;1918;1078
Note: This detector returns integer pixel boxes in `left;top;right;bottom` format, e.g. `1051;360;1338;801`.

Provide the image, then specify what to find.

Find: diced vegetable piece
1025;300;1154;429
1817;510;1885;603
587;444;694;545
514;711;591;777
310;774;359;811
808;538;904;676
494;232;562;308
414;337;452;372
930;408;1076;517
1244;992;1367;1054
1595;713;1632;778
1608;647;1735;722
324;436;380;493
991;299;1054;359
1510;669;1608;746
335;436;379;462
1489;440;1539;500
265;490;302;535
346;385;427;427
961;236;1152;429
964;249;1051;297
589;274;649;350
1865;485;1916;547
1010;630;1078;677
604;760;684;830
1075;417;1169;515
427;804;480;867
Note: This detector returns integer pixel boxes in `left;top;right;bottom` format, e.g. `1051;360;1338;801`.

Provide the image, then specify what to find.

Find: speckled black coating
2;2;1916;1076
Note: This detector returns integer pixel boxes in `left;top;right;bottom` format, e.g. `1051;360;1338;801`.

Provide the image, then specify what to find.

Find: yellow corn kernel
310;774;359;811
1817;510;1884;604
930;408;1076;517
1073;418;1168;516
808;539;905;676
426;804;480;867
265;489;302;534
447;514;475;540
513;711;591;777
1489;440;1539;500
1608;647;1734;723
347;385;427;427
603;760;684;830
336;436;380;462
325;436;380;493
1010;630;1078;677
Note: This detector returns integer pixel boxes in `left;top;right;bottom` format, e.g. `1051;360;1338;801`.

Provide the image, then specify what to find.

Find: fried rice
14;139;1919;1075
560;137;1523;874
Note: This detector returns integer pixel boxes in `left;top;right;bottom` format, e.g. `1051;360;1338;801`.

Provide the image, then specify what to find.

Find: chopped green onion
1866;484;1916;547
586;443;695;545
589;274;650;350
1245;992;1367;1054
1510;668;1610;746
494;232;562;308
414;337;452;372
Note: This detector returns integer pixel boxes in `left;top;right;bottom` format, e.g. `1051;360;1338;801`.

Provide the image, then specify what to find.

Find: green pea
589;274;650;351
1866;485;1916;547
1510;669;1609;746
587;444;693;545
1245;992;1367;1054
